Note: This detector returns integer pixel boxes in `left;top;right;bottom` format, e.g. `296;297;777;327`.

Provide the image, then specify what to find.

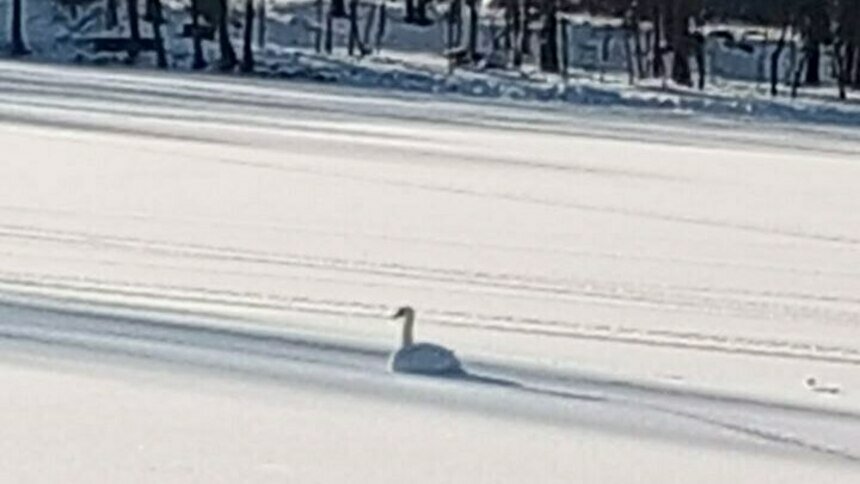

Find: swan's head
391;306;415;320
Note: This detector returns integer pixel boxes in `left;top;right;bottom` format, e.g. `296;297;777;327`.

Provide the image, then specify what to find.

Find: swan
388;306;463;375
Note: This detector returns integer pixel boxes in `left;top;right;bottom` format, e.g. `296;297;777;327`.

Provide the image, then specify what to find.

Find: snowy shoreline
3;0;860;127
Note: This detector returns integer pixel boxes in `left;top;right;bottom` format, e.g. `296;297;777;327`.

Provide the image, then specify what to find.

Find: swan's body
389;343;462;375
389;306;462;375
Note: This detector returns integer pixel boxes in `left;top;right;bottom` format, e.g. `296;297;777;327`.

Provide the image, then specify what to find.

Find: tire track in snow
0;88;679;182
1;207;858;280
1;223;859;327
0;272;858;366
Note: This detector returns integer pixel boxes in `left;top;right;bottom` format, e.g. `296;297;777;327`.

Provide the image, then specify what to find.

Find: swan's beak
391;308;405;319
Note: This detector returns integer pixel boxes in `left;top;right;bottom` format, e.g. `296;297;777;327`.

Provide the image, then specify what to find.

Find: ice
0;54;859;481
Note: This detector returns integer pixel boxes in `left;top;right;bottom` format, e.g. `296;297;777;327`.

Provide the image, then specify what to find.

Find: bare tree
538;0;560;72
218;0;238;70
770;26;788;95
190;0;207;69
106;0;119;29
467;0;479;60
10;0;29;56
666;0;693;86
127;0;142;61
241;0;255;72
152;0;167;68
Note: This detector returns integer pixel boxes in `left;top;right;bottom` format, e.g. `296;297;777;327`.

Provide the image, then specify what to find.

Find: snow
2;291;860;482
0;58;859;480
2;349;854;483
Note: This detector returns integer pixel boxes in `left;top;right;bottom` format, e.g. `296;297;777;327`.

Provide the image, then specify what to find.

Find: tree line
497;0;858;97
6;0;860;99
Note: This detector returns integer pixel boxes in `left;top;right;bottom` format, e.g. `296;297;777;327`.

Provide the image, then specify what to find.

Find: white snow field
0;59;859;482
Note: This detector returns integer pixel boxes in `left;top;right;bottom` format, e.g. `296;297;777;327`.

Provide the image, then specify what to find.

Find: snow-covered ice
0;59;859;482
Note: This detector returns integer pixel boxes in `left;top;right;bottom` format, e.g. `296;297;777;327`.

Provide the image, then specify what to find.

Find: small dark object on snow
805;377;841;395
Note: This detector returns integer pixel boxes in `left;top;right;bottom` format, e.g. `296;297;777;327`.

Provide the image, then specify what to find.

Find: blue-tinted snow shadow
417;367;607;404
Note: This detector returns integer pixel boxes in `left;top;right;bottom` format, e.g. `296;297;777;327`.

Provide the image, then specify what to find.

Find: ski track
2;204;860;280
1;221;860;323
1;270;858;366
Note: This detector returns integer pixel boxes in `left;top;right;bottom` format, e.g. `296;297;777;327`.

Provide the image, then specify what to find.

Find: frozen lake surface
0;60;858;482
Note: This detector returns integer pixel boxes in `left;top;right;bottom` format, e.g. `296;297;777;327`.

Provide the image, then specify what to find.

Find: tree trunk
151;0;167;68
447;0;463;49
693;32;705;90
652;5;664;78
841;42;855;88
315;0;323;52
560;16;569;79
144;0;155;21
190;0;207;69
363;4;376;50
325;6;333;53
631;9;644;78
106;0;119;30
854;46;860;87
512;0;522;66
834;44;847;100
805;41;821;85
538;0;559;73
257;0;266;48
405;0;415;23
376;2;387;52
792;53;807;98
10;0;29;56
218;0;237;70
415;0;430;25
623;24;635;84
348;0;358;56
331;0;346;18
671;47;692;86
770;24;788;96
127;0;141;62
667;0;692;86
241;0;255;72
520;1;531;58
467;0;478;61
503;0;512;53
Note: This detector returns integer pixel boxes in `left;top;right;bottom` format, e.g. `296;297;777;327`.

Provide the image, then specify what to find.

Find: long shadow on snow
3;295;859;463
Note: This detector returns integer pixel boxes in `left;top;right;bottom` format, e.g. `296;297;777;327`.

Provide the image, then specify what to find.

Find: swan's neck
401;313;414;348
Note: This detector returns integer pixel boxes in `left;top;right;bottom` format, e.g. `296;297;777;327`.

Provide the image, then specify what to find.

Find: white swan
388;306;462;375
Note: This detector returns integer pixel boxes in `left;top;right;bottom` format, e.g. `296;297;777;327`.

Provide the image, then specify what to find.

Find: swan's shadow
433;368;606;404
